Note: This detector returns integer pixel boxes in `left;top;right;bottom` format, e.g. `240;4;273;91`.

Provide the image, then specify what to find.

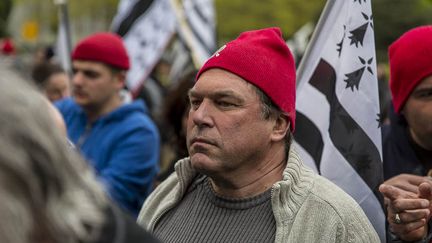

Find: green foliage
10;0;119;44
9;0;432;63
215;0;325;44
0;0;12;37
69;0;118;23
373;0;432;62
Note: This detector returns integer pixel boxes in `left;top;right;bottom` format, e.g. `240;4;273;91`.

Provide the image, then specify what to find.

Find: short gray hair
0;71;107;243
252;85;293;153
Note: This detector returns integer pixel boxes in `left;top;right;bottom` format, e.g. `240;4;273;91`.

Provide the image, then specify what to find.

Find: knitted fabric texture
389;25;432;113
72;32;130;70
196;27;297;131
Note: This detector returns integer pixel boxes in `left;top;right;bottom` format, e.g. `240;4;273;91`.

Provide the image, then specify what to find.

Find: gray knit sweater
137;148;380;243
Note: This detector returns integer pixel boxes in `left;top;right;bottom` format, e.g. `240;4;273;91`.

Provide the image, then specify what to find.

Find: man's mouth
190;137;215;146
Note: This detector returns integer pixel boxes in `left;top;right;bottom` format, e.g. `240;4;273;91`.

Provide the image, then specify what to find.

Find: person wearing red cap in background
55;32;160;218
379;26;432;242
137;27;379;242
1;37;15;56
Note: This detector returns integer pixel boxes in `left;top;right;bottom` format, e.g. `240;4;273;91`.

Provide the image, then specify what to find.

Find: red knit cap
196;27;296;131
1;38;15;55
389;25;432;113
72;32;130;70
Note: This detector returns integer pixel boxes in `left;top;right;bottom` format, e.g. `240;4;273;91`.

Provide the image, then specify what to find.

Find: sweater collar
175;147;315;221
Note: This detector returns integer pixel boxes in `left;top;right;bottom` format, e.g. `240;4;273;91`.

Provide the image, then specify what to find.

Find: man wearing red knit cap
137;27;378;242
55;32;160;217
379;26;432;242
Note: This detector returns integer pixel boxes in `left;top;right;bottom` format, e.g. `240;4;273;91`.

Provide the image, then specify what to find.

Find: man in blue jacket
56;32;160;217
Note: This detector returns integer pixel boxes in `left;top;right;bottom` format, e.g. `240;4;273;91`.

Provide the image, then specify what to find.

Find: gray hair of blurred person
0;75;108;242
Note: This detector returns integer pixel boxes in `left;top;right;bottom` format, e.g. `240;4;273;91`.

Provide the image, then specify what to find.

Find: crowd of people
1;23;432;242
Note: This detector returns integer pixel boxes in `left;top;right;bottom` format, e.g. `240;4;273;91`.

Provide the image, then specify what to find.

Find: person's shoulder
116;102;159;133
308;175;362;213
117;208;161;243
295;175;379;241
116;101;153;122
54;97;79;114
53;98;84;123
98;204;161;243
120;99;148;114
138;158;192;228
54;97;75;107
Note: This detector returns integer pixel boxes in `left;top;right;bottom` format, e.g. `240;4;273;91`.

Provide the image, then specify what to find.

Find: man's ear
271;114;289;142
115;70;127;89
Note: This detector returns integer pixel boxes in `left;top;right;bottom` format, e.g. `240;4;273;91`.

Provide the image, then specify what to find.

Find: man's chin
73;96;88;106
190;154;216;173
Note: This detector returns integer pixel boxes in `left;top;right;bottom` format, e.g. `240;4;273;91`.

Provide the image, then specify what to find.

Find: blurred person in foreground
0;74;160;243
55;32;160;217
31;62;70;102
379;26;432;242
137;27;379;242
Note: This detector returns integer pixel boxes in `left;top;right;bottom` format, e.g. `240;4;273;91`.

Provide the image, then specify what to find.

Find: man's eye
83;70;100;79
417;90;432;98
72;68;101;79
189;99;201;109
217;101;234;107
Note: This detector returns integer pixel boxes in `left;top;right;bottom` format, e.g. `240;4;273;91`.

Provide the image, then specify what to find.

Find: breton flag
111;0;216;95
111;0;177;95
294;0;385;241
171;0;216;67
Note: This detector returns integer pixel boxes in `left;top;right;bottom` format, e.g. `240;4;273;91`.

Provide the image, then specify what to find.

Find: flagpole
296;0;336;85
54;0;72;73
170;0;202;68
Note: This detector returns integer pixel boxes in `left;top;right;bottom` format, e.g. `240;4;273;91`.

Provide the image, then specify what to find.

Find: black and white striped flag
294;0;385;241
111;0;216;95
111;0;177;95
171;0;216;67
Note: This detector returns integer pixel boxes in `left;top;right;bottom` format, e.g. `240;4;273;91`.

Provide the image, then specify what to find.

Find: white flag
111;0;177;95
294;0;385;241
111;0;216;94
171;0;216;67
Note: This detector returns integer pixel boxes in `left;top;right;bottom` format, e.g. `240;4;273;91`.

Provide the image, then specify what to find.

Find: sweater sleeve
341;208;381;243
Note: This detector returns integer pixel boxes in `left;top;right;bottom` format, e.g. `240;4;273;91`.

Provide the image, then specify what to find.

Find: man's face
44;72;70;102
403;75;432;150
71;60;122;110
186;68;275;177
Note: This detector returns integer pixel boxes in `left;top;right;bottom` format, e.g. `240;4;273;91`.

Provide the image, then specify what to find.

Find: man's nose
72;72;84;86
190;100;214;128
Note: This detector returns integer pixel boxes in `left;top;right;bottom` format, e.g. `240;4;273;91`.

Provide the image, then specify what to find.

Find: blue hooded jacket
56;97;160;216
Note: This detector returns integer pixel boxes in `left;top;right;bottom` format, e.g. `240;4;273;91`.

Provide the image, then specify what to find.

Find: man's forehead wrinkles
189;88;239;97
414;83;432;92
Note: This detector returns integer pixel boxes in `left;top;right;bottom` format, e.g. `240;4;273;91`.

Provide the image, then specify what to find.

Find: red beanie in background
72;32;130;70
196;27;296;131
1;38;15;55
389;25;432;113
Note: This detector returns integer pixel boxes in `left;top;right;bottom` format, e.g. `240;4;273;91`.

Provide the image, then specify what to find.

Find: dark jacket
92;204;161;243
382;107;425;180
